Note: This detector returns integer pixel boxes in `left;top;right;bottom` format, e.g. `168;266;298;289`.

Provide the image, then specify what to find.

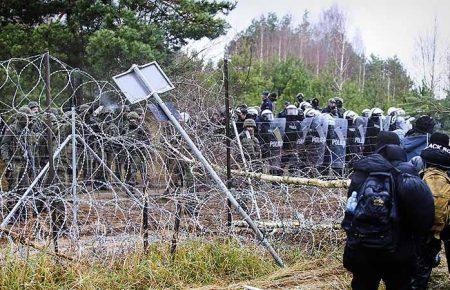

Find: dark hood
353;153;394;173
421;144;450;170
375;144;407;166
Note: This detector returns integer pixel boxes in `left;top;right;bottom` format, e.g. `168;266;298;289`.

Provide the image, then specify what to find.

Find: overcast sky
186;0;450;87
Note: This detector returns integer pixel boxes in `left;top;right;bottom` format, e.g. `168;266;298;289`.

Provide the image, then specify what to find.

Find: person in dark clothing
364;108;383;156
410;132;450;289
311;98;320;111
258;110;282;176
344;110;363;169
335;97;345;118
260;90;273;112
281;105;301;174
403;115;436;161
342;131;435;290
234;105;247;134
321;98;338;116
277;101;290;118
296;93;304;104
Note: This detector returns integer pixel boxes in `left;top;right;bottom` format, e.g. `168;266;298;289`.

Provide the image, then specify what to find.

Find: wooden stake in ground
142;188;149;253
170;195;182;257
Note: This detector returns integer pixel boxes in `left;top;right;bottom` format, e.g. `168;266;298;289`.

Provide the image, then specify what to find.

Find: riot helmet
260;109;274;121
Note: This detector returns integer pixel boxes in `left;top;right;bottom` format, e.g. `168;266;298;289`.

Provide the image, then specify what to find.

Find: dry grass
1;240;449;290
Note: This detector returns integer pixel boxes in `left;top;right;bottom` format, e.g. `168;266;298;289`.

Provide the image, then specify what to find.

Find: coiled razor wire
0;54;347;261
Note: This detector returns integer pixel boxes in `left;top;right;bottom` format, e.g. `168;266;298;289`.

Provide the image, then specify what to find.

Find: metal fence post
224;58;232;227
131;65;284;267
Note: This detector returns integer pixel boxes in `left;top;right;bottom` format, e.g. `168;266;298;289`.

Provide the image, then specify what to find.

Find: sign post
113;63;284;267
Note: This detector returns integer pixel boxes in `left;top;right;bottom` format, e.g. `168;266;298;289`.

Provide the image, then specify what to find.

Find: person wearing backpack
342;131;435;290
411;132;450;289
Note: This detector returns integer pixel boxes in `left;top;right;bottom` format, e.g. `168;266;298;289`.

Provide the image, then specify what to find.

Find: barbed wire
0;54;355;263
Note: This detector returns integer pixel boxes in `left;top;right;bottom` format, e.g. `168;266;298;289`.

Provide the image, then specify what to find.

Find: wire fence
0;53;389;262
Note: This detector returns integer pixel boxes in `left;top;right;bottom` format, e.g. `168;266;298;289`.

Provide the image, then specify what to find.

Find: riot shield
381;116;392;132
304;115;329;167
270;118;286;135
364;116;381;155
329;118;348;169
354;117;368;145
258;120;283;173
297;118;313;146
346;117;367;167
297;117;313;169
269;126;283;175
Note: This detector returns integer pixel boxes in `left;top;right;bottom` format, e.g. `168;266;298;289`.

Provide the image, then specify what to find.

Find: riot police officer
282;105;301;174
258;110;282;175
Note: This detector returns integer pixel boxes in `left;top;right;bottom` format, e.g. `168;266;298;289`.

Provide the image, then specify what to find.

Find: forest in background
0;1;449;128
222;5;450;129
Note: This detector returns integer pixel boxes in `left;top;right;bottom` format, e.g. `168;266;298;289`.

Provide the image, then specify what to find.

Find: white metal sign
112;62;174;104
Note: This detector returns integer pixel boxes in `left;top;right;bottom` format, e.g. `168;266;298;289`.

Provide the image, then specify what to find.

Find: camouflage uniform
77;104;92;181
115;105;130;180
162;120;197;218
1;107;33;221
124;111;151;187
233;119;262;171
99;107;120;185
87;107;106;189
231;119;261;213
38;112;68;230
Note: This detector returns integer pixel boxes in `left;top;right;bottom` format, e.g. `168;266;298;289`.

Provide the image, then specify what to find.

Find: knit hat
415;115;435;134
376;131;400;149
429;132;449;147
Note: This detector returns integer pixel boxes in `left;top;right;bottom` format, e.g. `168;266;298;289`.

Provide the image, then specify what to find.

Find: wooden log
162;140;350;188
228;169;350;188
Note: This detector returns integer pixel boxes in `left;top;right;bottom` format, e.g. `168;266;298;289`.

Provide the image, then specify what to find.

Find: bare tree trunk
278;34;282;61
260;26;264;61
387;73;391;101
362;56;366;93
430;19;438;94
338;34;346;92
316;46;320;76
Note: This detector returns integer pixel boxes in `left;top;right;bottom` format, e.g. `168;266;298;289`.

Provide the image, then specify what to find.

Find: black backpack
344;170;399;251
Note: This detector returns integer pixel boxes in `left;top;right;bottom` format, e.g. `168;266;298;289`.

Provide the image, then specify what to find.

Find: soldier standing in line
124;111;151;188
281;105;301;174
28;101;44;179
115;105;131;180
233;118;261;172
77;104;92;182
38;112;68;231
89;106;106;190
1;107;33;222
100;107;120;186
232;118;261;213
162;113;199;223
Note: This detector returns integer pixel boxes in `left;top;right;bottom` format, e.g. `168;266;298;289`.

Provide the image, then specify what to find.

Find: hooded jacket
421;143;450;171
403;134;429;161
421;143;450;237
343;144;434;271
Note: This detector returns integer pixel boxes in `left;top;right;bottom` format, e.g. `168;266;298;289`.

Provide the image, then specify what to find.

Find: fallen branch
0;226;73;261
163;140;350;188
228;170;350;189
232;220;341;231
